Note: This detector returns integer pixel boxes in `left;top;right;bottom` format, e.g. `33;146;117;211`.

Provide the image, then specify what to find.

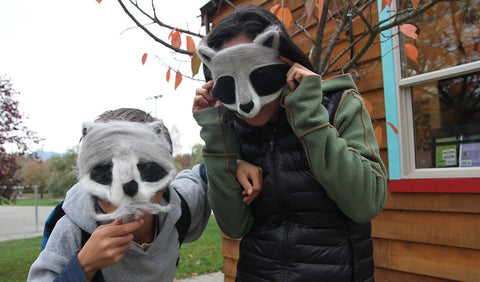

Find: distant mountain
35;151;64;161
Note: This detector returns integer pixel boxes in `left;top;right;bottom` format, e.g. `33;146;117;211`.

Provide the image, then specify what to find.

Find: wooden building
199;0;480;281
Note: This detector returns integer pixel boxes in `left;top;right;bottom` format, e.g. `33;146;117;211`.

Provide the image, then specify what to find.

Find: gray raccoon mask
77;120;176;222
196;26;290;118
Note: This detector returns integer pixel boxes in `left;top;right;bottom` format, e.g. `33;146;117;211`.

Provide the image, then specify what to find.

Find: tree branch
318;0;351;75
117;0;203;56
311;0;333;72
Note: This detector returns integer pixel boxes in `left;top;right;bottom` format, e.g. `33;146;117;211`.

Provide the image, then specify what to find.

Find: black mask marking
250;64;290;96
91;163;113;185
137;162;168;182
213;76;236;104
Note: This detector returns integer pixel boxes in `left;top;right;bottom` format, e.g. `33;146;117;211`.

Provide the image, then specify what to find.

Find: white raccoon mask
77;120;176;222
197;26;290;118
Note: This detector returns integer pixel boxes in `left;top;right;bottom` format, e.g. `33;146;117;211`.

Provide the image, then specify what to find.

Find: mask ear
253;26;281;50
196;42;216;69
148;121;167;137
82;122;94;138
147;121;172;155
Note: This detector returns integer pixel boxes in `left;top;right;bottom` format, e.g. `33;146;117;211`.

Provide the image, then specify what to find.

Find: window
393;0;480;179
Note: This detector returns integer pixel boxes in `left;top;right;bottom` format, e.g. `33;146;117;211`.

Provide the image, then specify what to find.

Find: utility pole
146;94;163;117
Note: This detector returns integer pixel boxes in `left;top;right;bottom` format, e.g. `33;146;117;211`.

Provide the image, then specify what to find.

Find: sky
0;0;209;155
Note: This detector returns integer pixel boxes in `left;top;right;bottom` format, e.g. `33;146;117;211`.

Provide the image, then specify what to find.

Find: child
28;108;210;281
193;6;387;282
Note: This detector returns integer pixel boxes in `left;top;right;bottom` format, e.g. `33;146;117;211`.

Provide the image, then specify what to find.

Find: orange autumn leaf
381;0;392;11
400;24;418;40
168;28;176;39
141;53;148;65
270;3;281;15
318;0;325;20
283;7;293;28
411;0;419;9
374;126;383;146
191;52;201;77
174;71;182;90
169;28;181;48
186;36;196;56
166;68;171;82
276;7;293;28
275;7;283;22
172;32;181;48
387;122;399;134
363;97;373;116
404;43;418;62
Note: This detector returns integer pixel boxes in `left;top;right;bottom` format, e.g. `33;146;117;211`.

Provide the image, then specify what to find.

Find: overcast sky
0;0;208;155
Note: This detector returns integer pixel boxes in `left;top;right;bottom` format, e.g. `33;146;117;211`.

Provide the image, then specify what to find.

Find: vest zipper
281;220;292;282
269;127;290;282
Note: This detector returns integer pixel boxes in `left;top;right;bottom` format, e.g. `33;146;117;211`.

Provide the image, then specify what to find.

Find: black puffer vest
233;94;374;282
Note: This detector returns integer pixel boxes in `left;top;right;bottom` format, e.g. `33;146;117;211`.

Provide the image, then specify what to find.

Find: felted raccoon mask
197;26;290;118
77;120;176;222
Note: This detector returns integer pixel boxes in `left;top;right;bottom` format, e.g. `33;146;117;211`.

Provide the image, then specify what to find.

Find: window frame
378;0;480;192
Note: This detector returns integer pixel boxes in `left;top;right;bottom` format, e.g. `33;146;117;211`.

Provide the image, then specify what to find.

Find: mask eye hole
213;76;236;104
137;162;168;182
250;64;290;96
90;163;113;185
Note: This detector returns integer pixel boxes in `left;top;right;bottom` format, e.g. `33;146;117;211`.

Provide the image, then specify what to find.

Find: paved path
0;205;224;281
176;272;224;281
0;205;53;242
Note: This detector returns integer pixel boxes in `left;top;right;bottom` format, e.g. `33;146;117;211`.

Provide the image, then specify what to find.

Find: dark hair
95;108;172;151
203;6;314;81
96;108;157;123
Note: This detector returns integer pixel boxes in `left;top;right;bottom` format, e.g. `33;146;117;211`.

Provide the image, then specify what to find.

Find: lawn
12;192;62;207
0;215;223;281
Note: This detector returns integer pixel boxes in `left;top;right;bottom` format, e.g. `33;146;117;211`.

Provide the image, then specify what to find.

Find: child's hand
279;56;319;91
236;159;263;205
77;218;144;280
192;80;220;114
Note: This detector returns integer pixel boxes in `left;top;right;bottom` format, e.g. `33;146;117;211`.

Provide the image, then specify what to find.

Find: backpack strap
162;187;191;245
163;186;192;267
174;188;192;245
41;200;92;251
80;229;91;248
41;200;66;250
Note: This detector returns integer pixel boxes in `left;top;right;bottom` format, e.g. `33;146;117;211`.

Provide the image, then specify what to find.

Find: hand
192;80;220;114
236;159;263;205
279;56;319;91
77;218;144;280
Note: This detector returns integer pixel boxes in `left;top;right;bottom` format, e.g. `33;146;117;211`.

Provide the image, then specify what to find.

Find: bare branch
318;0;351;75
127;0;203;37
311;0;333;72
117;0;202;56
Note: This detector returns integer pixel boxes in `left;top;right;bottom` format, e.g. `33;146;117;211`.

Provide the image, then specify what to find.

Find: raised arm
283;74;387;222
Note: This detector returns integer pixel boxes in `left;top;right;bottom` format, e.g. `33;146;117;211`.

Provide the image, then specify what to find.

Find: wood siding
201;0;480;281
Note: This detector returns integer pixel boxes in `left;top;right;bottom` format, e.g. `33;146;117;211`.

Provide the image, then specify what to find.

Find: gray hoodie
28;164;210;282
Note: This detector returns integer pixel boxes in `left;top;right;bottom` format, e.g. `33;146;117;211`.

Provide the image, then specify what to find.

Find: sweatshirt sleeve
28;218;89;282
171;164;211;243
193;107;254;238
282;75;387;223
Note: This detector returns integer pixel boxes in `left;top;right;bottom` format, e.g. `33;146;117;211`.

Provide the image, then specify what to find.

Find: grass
0;215;222;281
14;198;62;206
176;216;223;279
11;192;62;206
0;236;42;282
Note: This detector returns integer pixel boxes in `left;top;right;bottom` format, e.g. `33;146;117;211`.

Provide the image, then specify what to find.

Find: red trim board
388;178;480;193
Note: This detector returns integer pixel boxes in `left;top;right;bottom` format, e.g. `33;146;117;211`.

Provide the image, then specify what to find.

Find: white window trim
392;28;480;179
